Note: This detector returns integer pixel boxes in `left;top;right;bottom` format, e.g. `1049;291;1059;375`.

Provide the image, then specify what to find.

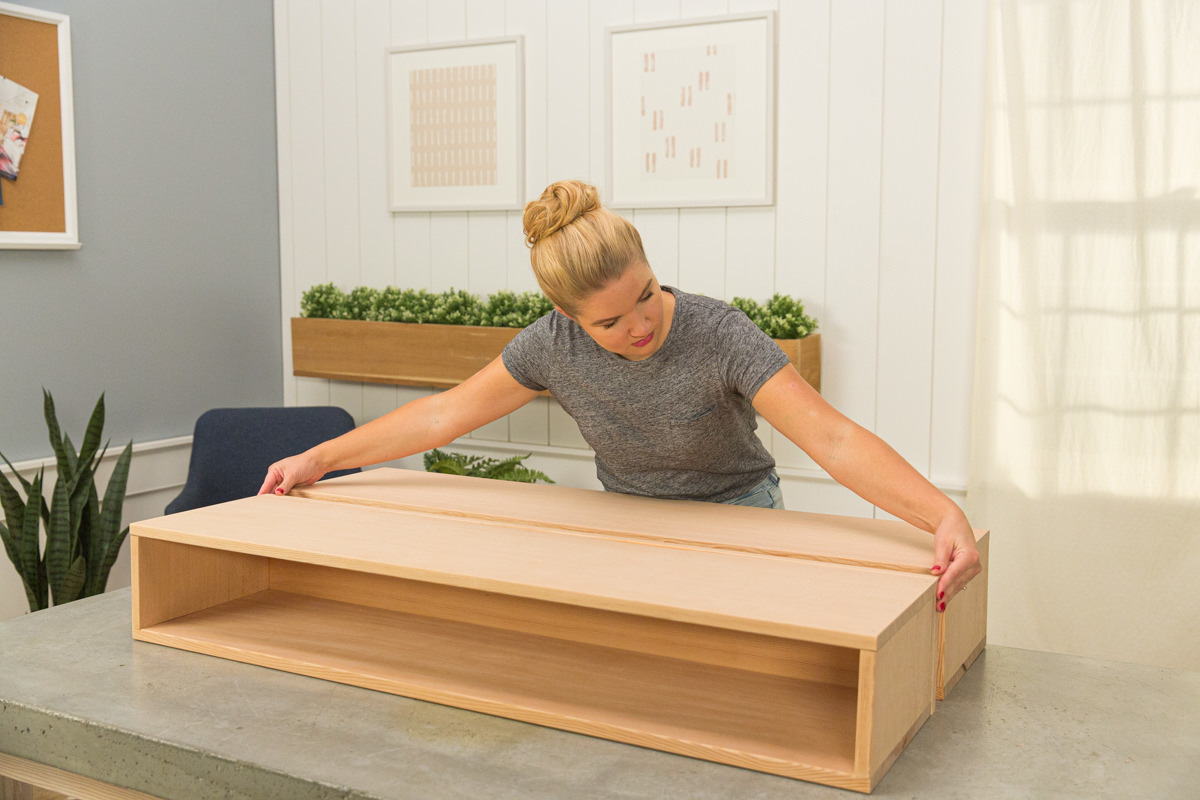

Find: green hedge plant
301;284;817;338
301;284;551;328
728;293;819;339
0;392;133;612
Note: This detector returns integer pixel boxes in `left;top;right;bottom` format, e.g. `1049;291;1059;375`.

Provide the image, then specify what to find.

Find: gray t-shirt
501;287;790;502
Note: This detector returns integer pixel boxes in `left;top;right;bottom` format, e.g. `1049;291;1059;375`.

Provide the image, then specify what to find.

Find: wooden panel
294;468;966;574
132;496;933;649
0;753;161;800
296;468;986;697
862;596;936;780
138;588;865;787
269;559;861;686
291;318;520;388
938;531;989;698
131;536;268;631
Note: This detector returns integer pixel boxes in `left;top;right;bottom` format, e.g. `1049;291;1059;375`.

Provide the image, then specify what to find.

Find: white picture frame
386;36;524;212
0;2;79;249
606;13;776;209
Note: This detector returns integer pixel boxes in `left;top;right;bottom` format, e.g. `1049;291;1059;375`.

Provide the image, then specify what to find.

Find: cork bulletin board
0;2;78;249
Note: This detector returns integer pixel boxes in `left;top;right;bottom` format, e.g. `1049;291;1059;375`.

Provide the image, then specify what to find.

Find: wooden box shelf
294;469;988;699
290;317;821;392
132;490;936;792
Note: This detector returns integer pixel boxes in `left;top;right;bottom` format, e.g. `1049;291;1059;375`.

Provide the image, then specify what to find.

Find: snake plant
0;391;133;612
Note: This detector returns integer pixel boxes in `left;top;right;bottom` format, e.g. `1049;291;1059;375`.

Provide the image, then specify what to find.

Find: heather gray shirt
501;287;790;502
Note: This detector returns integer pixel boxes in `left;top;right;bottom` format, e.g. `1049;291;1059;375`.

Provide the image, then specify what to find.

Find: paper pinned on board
0;75;39;180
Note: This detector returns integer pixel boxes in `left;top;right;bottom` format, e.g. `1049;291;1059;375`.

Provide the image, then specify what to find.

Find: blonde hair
523;180;647;316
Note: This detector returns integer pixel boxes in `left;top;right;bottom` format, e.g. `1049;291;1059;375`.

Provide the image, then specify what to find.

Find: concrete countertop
2;590;1198;799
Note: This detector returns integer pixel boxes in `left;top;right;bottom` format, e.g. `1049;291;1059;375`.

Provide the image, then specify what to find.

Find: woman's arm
751;364;981;609
258;356;541;496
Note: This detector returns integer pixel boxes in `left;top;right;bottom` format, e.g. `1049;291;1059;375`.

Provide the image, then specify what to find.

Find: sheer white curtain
971;0;1199;669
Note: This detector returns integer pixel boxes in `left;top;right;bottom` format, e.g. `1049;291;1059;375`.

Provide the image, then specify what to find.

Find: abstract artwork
607;14;775;208
387;37;523;212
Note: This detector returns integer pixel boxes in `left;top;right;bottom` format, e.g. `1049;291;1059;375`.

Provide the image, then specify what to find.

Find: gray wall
1;1;281;461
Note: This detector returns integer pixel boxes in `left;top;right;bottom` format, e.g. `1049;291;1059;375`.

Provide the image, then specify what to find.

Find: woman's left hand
931;515;982;612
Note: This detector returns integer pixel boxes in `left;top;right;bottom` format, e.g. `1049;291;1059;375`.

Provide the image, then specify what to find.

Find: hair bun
523;180;601;247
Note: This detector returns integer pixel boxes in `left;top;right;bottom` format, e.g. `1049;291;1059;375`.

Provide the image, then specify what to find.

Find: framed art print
606;13;775;208
386;36;524;212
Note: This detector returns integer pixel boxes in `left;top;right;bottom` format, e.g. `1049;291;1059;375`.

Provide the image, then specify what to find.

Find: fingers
257;464;290;496
933;547;982;612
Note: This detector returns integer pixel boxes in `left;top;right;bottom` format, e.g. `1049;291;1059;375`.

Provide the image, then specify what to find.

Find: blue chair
165;406;360;514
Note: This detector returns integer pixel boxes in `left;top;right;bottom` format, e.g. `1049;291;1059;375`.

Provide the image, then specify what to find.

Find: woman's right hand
258;451;327;496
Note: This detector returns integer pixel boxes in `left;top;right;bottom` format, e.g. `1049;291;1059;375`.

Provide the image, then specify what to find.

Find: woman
260;180;980;609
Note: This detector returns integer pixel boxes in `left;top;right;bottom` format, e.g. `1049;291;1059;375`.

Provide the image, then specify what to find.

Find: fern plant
423;448;554;484
0;391;133;612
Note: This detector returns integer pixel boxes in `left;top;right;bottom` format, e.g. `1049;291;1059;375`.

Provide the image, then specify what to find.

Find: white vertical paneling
275;0;299;407
466;211;512;442
392;0;432;291
874;0;943;492
683;0;730;16
931;0;988;490
509;0;547;198
725;206;775;302
824;1;885;429
358;0;401;420
591;1;634;191
769;0;830;476
427;0;465;40
547;0;591;181
677;209;727;296
634;0;682;22
359;0;398;289
323;0;365;420
635;209;680;285
550;403;590;449
430;214;471;290
290;0;332;408
465;0;504;37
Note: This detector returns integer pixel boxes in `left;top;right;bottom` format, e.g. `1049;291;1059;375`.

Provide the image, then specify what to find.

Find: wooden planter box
291;317;821;392
132;476;935;792
296;469;988;700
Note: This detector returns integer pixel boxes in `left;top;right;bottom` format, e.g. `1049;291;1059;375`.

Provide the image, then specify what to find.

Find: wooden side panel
140;589;866;788
857;595;937;785
269;559;861;687
131;536;269;631
938;530;989;698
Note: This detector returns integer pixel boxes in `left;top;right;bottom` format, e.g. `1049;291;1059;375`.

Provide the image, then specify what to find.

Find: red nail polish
939;601;946;612
938;590;945;600
932;565;942;572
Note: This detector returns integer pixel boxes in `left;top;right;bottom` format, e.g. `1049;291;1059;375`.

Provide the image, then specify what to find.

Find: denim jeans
721;470;785;510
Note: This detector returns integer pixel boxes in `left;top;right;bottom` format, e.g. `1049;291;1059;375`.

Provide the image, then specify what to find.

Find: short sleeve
501;315;553;391
715;309;792;400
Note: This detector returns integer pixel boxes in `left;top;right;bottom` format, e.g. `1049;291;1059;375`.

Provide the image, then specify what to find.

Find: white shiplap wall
272;0;988;517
